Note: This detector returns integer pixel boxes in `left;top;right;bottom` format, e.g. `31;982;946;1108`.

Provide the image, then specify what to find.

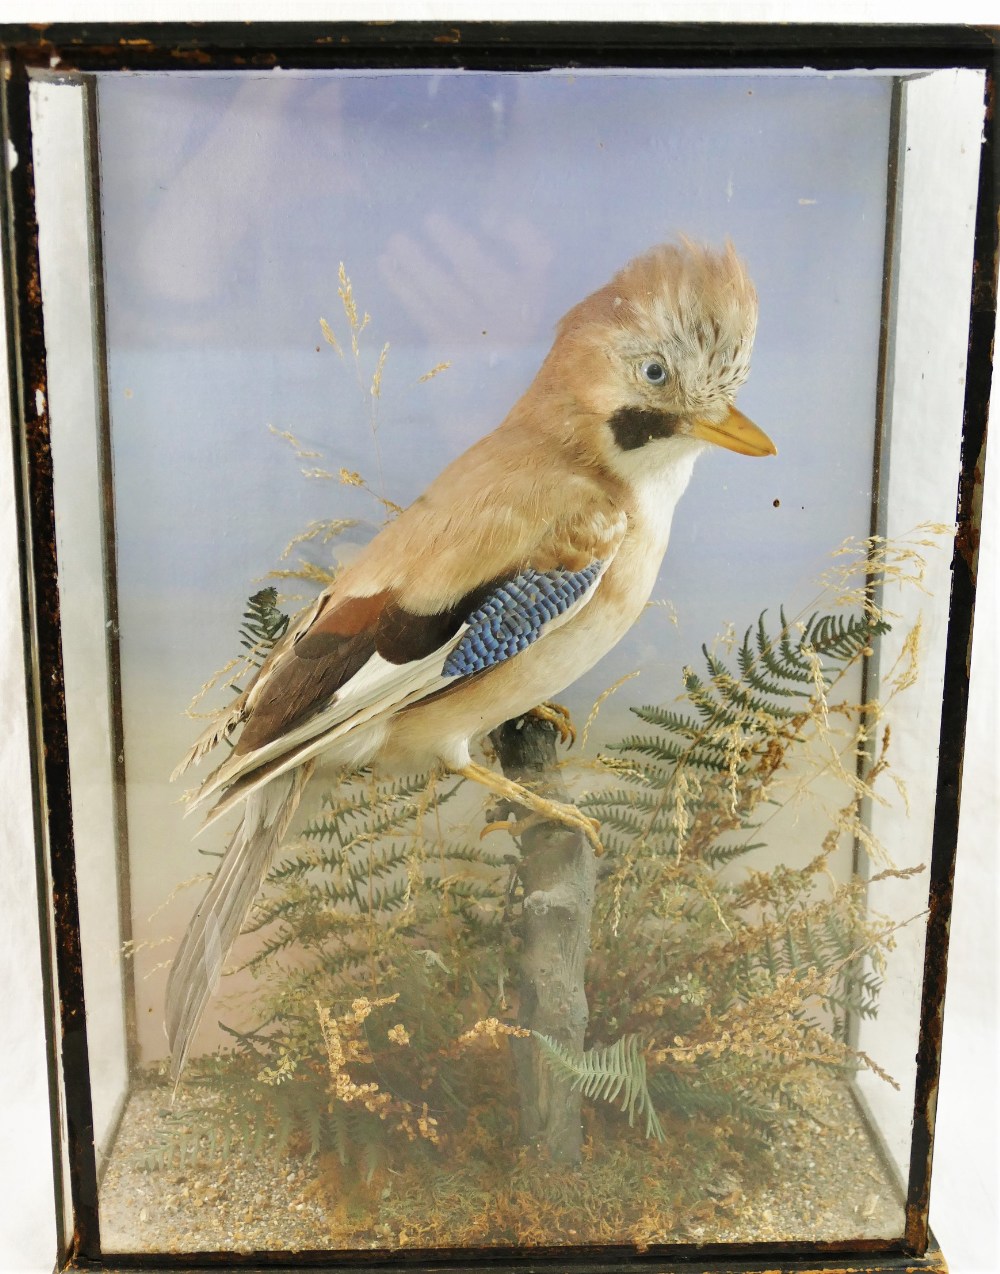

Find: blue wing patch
442;562;604;678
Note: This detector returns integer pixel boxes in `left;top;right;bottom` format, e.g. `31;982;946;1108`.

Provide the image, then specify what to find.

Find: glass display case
1;22;995;1274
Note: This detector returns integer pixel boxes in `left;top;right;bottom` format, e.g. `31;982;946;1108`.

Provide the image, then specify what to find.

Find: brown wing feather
294;592;388;656
235;625;378;755
235;577;510;757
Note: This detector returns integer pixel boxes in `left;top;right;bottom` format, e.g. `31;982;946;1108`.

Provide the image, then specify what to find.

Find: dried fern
158;552;920;1239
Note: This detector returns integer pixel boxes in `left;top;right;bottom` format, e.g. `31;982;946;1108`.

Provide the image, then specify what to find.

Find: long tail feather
165;760;314;1082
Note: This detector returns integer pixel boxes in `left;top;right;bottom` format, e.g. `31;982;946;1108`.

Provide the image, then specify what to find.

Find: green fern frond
703;839;768;868
753;607;815;684
238;587;289;668
532;1032;665;1142
628;703;710;739
805;611;889;662
609;733;749;776
777;607;816;679
702;649;800;721
649;1068;782;1135
738;624;811;698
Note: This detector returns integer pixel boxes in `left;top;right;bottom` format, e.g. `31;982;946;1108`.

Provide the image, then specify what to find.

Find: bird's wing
187;500;627;820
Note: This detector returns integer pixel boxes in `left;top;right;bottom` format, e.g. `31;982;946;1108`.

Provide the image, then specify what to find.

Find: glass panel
31;64;983;1256
31;76;131;1179
853;66;985;1182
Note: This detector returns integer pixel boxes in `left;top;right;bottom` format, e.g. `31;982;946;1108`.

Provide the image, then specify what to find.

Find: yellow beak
691;406;777;458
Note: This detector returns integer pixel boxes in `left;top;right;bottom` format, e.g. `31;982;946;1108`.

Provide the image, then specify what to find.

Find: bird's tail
165;760;314;1083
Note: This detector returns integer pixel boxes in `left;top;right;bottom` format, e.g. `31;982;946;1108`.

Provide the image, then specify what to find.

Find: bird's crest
558;239;758;414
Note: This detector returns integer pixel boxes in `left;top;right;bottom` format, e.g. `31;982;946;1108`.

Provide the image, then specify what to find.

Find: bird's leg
525;700;577;748
458;760;603;855
477;704;578;840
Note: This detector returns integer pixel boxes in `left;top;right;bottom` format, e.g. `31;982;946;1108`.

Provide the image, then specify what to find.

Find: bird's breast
608;455;699;612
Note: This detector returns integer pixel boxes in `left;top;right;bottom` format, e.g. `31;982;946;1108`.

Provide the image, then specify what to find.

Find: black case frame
0;20;995;1274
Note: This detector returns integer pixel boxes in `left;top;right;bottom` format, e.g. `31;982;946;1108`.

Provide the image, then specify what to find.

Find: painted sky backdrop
96;68;892;760
91;66;900;1066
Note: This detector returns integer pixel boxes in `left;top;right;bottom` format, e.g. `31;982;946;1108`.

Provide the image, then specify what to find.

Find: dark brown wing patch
234;628;377;755
233;577;509;758
375;577;505;664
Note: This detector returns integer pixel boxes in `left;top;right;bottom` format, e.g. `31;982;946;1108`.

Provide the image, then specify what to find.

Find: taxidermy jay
167;239;775;1079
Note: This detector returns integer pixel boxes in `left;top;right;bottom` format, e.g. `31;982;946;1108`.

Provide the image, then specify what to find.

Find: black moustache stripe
607;406;684;452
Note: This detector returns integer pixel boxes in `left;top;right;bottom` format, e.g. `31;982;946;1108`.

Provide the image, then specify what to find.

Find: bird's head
540;239;775;477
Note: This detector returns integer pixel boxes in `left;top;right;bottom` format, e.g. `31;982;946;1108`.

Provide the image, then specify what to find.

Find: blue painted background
96;69;891;748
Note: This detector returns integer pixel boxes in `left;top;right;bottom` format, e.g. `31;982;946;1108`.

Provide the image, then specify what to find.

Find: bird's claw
479;812;547;842
480;808;602;857
460;761;603;857
527;701;577;748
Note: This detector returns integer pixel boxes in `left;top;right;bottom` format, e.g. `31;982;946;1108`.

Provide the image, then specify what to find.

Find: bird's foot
460;761;603;856
526;700;576;748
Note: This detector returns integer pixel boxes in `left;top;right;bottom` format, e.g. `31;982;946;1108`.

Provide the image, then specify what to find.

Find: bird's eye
641;359;668;386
